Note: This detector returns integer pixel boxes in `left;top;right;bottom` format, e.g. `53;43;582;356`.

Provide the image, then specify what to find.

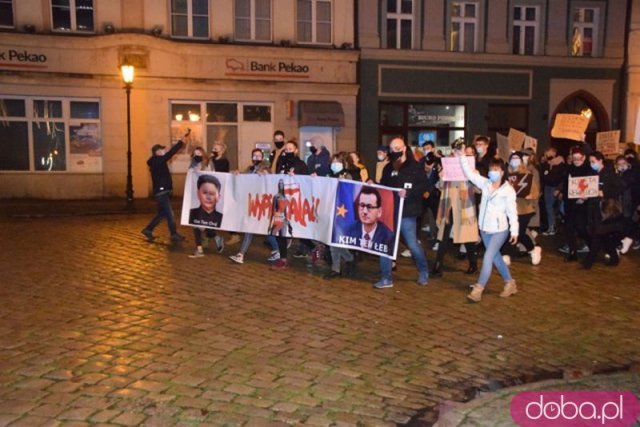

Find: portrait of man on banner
189;173;224;228
331;181;399;257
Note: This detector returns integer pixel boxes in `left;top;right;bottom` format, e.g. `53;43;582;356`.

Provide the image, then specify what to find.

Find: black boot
465;251;478;274
430;260;443;277
565;251;578;262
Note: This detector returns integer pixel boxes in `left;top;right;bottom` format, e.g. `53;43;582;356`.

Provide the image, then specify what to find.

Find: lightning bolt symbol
578;178;589;193
517;176;528;194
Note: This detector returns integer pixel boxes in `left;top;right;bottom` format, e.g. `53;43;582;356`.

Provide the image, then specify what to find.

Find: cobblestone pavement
0;212;639;426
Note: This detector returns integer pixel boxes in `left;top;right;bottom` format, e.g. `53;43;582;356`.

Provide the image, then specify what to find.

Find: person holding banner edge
374;137;429;289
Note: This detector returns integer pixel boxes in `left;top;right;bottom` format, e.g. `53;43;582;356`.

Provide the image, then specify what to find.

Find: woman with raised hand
457;150;519;303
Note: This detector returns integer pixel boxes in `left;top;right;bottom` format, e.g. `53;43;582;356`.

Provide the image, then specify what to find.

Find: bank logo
511;391;640;426
224;57;310;79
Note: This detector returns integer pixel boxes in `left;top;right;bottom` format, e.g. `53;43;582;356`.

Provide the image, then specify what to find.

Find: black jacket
541;160;568;188
147;140;184;196
276;153;309;176
380;156;428;218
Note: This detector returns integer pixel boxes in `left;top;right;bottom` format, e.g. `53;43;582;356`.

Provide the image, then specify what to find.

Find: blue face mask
331;163;344;174
488;170;502;183
590;163;601;172
509;159;521;170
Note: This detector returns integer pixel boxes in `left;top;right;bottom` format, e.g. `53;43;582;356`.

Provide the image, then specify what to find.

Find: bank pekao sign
0;49;48;69
225;57;310;79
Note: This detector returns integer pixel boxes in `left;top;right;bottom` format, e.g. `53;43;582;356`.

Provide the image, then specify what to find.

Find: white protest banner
441;156;475;181
596;130;620;157
496;132;510;161
508;128;526;151
551;114;590;141
181;171;404;259
523;135;538;153
568;175;599;199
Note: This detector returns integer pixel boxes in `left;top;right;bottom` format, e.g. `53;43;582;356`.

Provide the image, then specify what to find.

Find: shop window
207;103;238;123
385;0;415;49
243;105;271;122
380;102;466;149
0;0;14;28
51;0;94;32
448;1;483;52
512;4;541;55
235;0;272;42
171;0;209;39
570;3;604;57
0;97;101;173
297;0;332;45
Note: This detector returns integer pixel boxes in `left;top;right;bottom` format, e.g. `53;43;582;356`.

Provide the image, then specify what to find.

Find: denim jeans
543;186;557;229
330;247;354;272
380;216;428;281
144;192;177;236
239;234;278;255
478;230;511;287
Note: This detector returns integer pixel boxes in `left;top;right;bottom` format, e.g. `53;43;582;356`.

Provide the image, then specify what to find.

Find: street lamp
121;63;135;209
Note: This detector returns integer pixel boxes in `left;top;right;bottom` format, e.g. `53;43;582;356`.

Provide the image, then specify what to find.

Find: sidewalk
0;197;168;218
434;369;640;426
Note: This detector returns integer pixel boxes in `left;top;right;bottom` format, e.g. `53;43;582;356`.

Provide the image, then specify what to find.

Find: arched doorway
550;90;609;153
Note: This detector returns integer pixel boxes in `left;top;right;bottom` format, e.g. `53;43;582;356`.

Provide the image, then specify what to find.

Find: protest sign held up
551;114;590;141
568;175;599;199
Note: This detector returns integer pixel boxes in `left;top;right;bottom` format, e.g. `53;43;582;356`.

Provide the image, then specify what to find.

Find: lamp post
121;63;135;209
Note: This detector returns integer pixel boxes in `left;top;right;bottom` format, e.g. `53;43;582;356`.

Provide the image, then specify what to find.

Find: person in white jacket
458;150;519;302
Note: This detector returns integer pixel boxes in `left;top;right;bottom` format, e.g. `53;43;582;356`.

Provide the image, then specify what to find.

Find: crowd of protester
143;129;640;302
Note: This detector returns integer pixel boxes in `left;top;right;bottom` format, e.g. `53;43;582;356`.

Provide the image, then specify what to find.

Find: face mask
389;151;403;162
476;147;485;155
522;156;530;166
252;157;262;166
274;141;284;149
618;166;627;173
282;151;292;157
330;163;344;174
423;148;432;155
193;155;203;163
377;155;386;162
309;146;317;154
509;159;521;170
546;155;554;160
488;170;502;183
590;163;601;172
211;152;219;159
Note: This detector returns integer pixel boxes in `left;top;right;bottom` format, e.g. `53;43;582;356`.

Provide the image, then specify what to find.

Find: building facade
0;0;357;199
357;0;629;167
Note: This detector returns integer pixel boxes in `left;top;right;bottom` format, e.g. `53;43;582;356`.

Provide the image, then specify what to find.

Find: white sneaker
620;237;633;254
502;255;511;266
267;250;280;262
432;242;440;251
577;244;590;253
400;249;412;258
530;246;542;265
421;225;431;232
229;253;244;264
188;248;204;258
459;244;467;254
214;235;224;253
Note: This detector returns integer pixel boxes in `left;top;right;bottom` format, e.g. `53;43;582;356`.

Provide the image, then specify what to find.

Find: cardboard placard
523;135;538;153
507;173;533;198
551;114;590;141
508;128;526;151
596;130;621;156
568;175;599;199
441;156;475;182
496;132;510;162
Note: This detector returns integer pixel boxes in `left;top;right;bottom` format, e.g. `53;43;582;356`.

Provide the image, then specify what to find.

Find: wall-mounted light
175;114;183;121
104;23;115;34
580;108;593;120
151;26;163;37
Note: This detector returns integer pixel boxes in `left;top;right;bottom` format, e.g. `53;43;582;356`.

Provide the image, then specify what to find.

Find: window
235;0;272;41
380;103;466;149
171;0;209;38
51;0;94;32
0;0;14;28
170;101;274;171
0;97;101;172
512;5;539;55
386;0;414;49
297;0;332;44
450;1;479;52
571;6;600;57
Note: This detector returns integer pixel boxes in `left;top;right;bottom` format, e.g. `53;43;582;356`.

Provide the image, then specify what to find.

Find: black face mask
193;155;203;163
309;146;318;154
389;151;403;162
252;160;261;166
546;155;554;160
211;152;219;159
275;141;284;149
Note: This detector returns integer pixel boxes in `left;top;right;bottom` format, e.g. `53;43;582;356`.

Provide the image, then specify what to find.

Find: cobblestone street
0;212;639;426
